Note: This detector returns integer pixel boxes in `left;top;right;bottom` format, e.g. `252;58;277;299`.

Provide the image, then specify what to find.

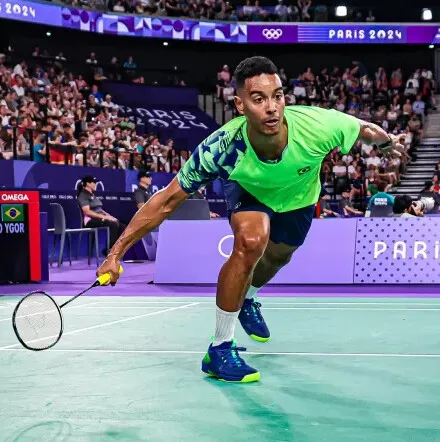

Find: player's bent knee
234;232;268;261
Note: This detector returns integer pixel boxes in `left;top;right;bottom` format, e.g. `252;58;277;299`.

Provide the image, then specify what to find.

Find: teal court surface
1;296;440;442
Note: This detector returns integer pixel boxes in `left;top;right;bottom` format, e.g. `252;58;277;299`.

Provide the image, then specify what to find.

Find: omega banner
0;190;41;282
155;217;440;284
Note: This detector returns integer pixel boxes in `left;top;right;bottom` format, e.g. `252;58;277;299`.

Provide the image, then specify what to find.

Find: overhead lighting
429;44;435;49
335;6;347;17
163;41;169;46
46;31;51;37
422;8;432;21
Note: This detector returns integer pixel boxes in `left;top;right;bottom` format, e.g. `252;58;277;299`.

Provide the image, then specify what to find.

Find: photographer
392;194;435;218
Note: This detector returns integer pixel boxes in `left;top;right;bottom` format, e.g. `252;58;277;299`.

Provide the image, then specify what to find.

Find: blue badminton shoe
238;298;270;342
201;340;260;383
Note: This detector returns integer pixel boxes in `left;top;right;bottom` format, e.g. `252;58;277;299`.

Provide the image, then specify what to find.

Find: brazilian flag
1;205;24;222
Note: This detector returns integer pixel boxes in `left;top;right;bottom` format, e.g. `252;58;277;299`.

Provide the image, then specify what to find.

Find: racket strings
14;293;62;350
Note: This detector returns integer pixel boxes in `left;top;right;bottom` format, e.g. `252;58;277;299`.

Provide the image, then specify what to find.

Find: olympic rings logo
262;28;283;40
218;235;234;258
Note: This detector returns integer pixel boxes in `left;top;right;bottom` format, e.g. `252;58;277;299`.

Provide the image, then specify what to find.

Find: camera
410;196;435;216
393;195;436;217
418;197;435;212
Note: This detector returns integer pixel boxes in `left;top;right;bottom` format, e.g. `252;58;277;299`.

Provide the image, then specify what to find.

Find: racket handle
96;265;124;286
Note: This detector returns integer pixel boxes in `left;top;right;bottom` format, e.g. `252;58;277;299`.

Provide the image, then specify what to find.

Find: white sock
212;306;239;347
245;285;260;300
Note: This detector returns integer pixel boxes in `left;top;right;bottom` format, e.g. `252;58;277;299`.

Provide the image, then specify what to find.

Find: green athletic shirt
177;105;361;212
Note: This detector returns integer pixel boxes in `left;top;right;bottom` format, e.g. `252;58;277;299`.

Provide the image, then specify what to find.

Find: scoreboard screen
0;191;41;283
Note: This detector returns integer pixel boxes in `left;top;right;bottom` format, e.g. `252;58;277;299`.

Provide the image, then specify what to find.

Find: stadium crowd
0;47;436;214
0;51;189;172
61;0;376;23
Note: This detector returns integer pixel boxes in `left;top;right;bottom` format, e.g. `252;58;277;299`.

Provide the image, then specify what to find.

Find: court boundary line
0;302;199;350
79;301;440;306
2;348;440;358
0;301;101;324
71;306;440;311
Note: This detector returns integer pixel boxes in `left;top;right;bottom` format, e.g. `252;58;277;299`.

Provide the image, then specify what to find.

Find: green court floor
1;296;440;442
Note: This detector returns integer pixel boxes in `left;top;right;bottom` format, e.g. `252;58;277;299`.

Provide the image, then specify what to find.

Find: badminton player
97;56;405;383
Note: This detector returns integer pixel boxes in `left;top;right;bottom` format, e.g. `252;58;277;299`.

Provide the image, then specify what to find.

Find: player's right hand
96;256;121;285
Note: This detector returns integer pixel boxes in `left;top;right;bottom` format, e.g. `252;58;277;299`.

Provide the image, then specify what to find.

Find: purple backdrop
154;219;357;284
13;160;126;192
2;2;440;44
101;82;199;107
125;170;175;193
120;105;218;150
155;217;440;284
102;83;218;149
354;217;440;284
5;160;178;194
0;161;14;188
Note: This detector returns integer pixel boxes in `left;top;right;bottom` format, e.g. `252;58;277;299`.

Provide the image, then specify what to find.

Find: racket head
12;291;63;351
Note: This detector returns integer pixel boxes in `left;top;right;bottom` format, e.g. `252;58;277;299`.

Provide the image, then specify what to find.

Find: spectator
339;188;363;217
365;181;394;217
412;94;426;120
123;56;137;76
275;0;289;21
86;52;98;65
366;10;375;22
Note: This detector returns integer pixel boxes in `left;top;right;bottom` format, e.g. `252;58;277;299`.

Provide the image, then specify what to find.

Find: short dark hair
393;195;412;214
377;181;387;192
234;56;278;90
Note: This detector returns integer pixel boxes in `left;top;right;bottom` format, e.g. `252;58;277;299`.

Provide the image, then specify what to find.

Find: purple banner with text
155;219;357;284
155;217;440;285
354;217;440;284
101;83;219;149
1;1;440;44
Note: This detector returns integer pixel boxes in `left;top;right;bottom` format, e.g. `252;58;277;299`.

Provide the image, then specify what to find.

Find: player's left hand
385;134;406;156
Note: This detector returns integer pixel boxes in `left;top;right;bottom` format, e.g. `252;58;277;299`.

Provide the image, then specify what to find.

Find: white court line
0;302;199;350
1;348;440;358
0;301;101;324
92;301;440;306
76;306;440;311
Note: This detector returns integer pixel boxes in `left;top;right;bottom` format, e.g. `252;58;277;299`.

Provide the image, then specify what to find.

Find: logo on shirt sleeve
297;166;311;175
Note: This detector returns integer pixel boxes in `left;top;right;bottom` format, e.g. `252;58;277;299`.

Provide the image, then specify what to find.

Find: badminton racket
12;265;123;351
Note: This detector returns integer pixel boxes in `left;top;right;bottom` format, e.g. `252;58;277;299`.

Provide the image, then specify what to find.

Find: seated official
77;176;126;252
134;171;153;210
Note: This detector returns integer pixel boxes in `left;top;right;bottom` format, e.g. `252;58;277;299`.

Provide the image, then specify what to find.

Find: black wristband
378;135;392;150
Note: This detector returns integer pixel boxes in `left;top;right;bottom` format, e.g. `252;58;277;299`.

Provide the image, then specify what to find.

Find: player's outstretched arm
96;177;189;283
358;120;406;156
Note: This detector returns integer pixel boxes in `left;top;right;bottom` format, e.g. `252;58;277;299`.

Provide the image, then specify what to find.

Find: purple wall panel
154;219;356;284
354;217;440;284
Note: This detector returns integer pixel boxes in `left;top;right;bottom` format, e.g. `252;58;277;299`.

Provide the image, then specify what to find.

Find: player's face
235;74;285;136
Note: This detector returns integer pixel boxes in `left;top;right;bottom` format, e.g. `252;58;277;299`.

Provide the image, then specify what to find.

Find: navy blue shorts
223;180;315;247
